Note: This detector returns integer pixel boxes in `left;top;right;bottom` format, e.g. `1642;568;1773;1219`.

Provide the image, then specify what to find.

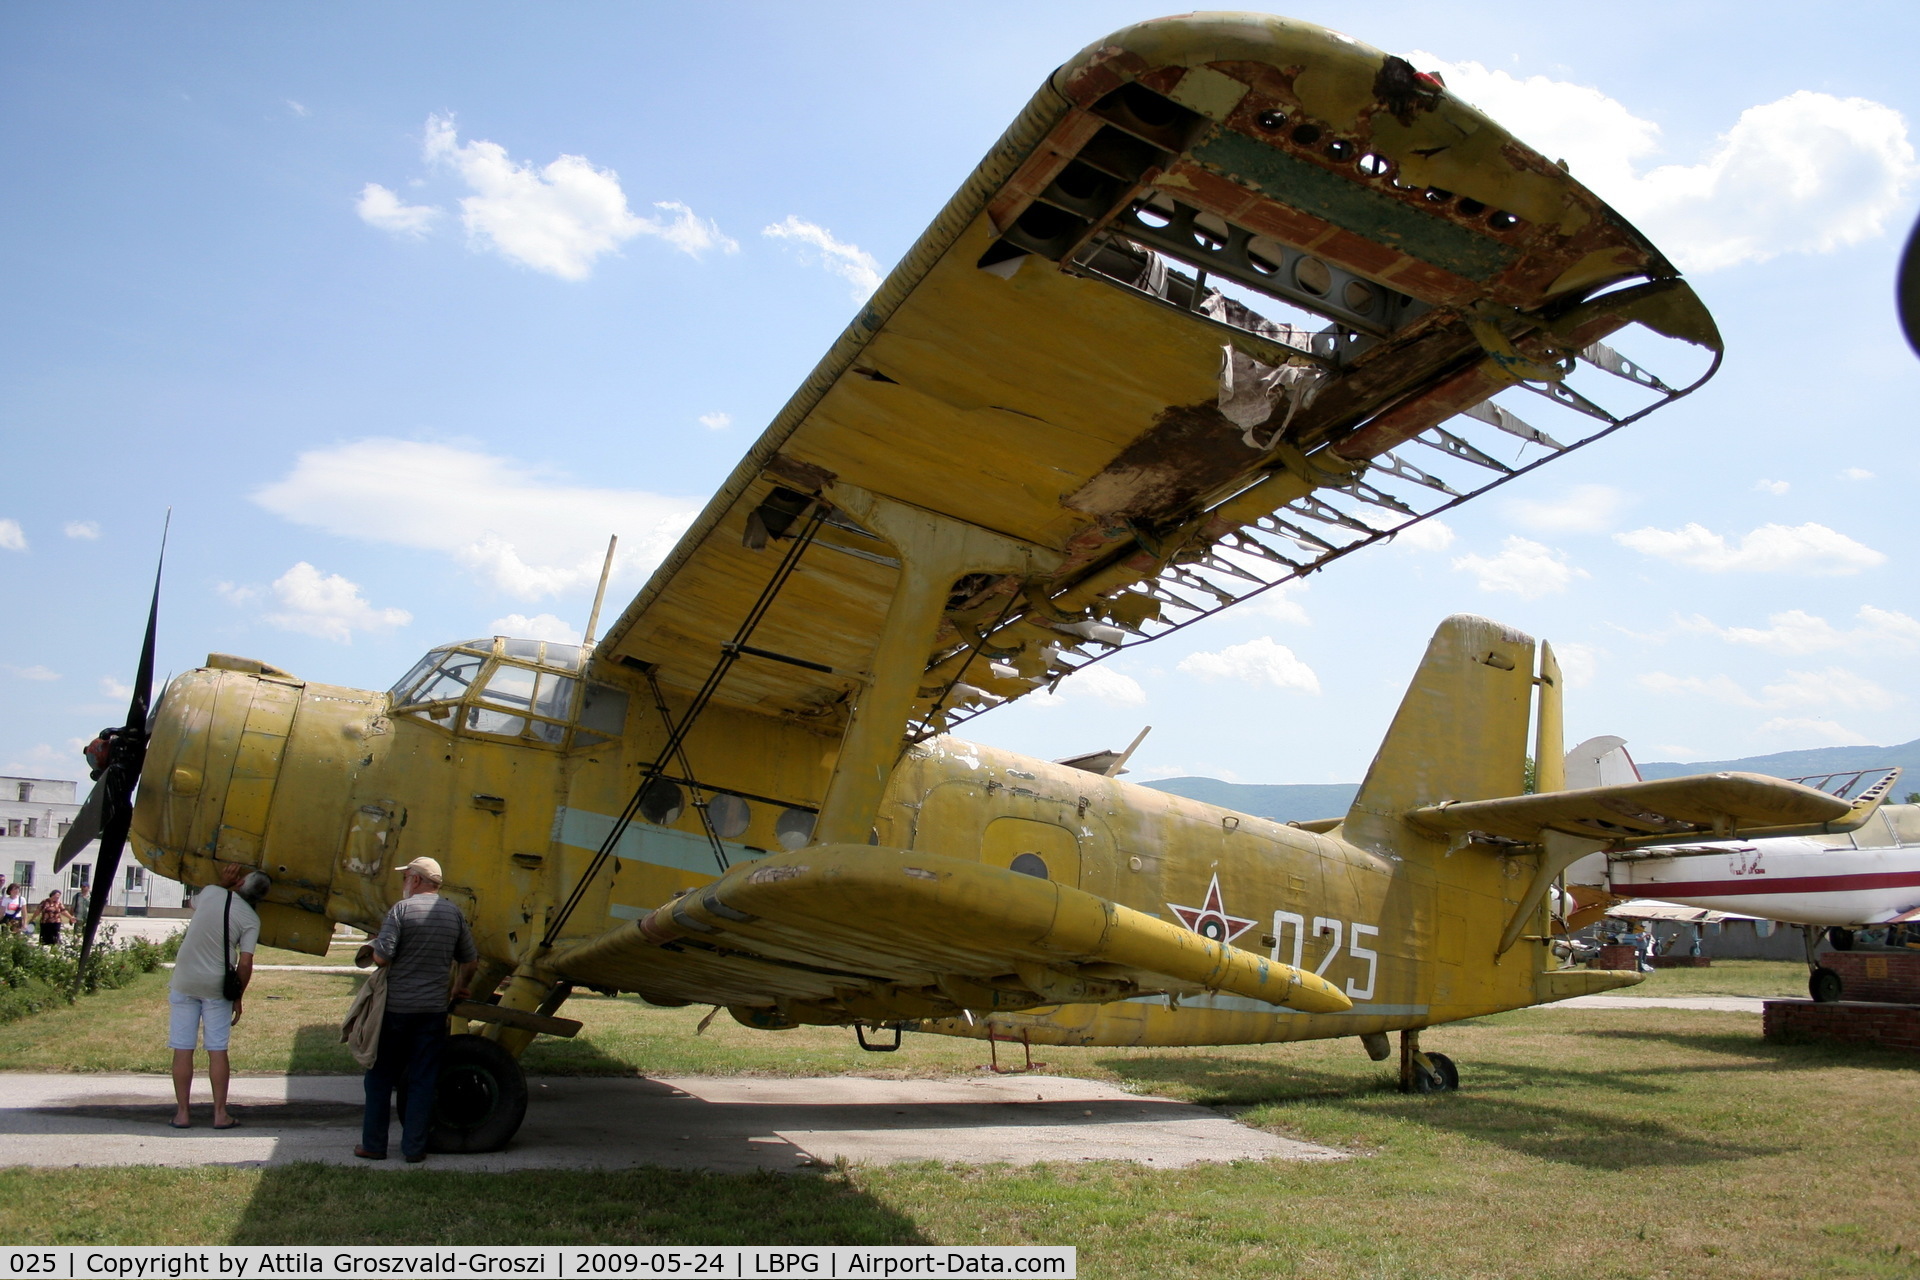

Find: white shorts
168;990;234;1052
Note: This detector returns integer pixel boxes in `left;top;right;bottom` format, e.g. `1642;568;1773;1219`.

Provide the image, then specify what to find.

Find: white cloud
698;412;732;432
762;216;883;300
488;612;582;644
1242;580;1310;625
1506;484;1624;534
1177;636;1321;693
356;182;441;237
100;676;133;699
1415;55;1918;271
1759;667;1891;712
1638;666;1893;711
422;114;735;279
1843;468;1875;481
1753;479;1789;496
1452;536;1586;598
253;438;699;600
1755;717;1872;746
286;99;311;118
1553;641;1598;690
62;520;100;540
239;562;412;644
6;665;59;682
1066;664;1148;707
1388;516;1455;552
0;519;25;551
1615;522;1884;574
1691;606;1920;656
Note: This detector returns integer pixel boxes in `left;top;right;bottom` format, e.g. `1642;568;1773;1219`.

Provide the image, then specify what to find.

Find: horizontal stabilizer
1408;771;1855;846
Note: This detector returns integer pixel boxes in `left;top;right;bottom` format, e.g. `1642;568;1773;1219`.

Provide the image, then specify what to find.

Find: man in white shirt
168;864;270;1129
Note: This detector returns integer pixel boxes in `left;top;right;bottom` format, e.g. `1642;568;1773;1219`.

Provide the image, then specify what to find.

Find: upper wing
1407;771;1869;847
550;847;1351;1021
590;14;1719;742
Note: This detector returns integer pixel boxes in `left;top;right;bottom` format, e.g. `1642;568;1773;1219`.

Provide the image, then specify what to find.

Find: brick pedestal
1819;950;1920;1003
1595;944;1640;970
1765;999;1920;1053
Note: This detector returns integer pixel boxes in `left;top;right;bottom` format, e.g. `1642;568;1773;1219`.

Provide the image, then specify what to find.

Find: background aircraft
53;13;1845;1152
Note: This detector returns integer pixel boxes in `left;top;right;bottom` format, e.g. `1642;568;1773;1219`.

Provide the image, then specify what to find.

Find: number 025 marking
1272;912;1377;1001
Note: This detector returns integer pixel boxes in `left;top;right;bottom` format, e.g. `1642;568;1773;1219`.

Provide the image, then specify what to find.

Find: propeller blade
77;826;125;983
125;511;169;737
75;511;169;986
52;783;104;873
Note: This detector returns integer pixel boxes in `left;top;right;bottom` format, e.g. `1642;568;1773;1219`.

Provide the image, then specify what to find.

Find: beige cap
396;856;443;883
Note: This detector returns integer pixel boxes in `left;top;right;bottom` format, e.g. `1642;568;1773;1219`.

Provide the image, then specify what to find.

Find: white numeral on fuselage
1273;912;1377;1002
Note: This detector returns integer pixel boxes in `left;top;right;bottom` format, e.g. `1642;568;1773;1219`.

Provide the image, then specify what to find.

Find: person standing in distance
169;863;271;1129
355;855;478;1164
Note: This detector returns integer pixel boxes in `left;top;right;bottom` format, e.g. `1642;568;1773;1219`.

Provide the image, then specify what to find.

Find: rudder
1343;614;1537;856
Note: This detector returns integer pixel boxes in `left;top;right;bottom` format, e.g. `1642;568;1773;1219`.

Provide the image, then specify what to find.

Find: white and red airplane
1555;738;1914;1001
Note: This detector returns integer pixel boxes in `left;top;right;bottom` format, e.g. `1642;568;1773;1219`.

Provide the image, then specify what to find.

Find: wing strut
542;500;832;947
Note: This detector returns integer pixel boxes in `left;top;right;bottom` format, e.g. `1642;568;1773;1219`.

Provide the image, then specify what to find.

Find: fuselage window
640;779;685;826
775;808;815;850
1009;852;1049;879
708;793;751;839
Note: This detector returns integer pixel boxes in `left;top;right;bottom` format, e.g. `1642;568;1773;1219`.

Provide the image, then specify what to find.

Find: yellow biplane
59;13;1854;1151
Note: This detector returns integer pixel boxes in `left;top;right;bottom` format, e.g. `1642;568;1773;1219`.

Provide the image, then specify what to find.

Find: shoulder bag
221;889;244;1001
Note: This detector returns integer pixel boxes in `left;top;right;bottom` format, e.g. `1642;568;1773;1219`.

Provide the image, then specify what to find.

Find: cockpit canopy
388;637;628;749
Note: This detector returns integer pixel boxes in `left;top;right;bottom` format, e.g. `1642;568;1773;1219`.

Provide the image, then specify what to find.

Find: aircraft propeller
53;514;167;985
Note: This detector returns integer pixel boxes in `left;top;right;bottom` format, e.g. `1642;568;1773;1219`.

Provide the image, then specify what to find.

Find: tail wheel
1409;1052;1459;1093
429;1033;528;1153
1809;967;1844;1003
1826;927;1855;952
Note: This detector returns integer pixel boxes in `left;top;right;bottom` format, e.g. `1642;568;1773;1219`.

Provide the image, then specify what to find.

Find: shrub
0;925;186;1024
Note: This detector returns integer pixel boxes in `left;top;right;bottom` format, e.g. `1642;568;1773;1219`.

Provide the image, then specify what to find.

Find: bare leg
171;1049;195;1126
209;1050;231;1126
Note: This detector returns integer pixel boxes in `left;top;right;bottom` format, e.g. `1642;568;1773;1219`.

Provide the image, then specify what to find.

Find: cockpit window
387;636;616;751
412;651;486;705
388;650;444;702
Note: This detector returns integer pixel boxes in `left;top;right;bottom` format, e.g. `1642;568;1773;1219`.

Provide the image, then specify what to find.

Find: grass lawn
1627;959;1807;999
1;964;1914;1278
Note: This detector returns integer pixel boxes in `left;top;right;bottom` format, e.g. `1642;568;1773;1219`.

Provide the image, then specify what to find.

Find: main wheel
1809;967;1844;1003
1410;1054;1452;1093
1827;927;1855;952
1426;1052;1461;1092
429;1034;528;1153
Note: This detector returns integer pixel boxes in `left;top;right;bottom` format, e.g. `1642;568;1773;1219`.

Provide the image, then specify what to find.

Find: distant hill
1141;737;1920;822
1635;738;1920;786
1140;778;1359;824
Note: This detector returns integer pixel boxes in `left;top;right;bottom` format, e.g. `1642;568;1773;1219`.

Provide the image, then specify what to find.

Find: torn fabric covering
1216;344;1328;446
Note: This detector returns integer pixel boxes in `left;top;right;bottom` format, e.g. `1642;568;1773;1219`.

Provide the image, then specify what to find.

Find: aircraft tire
1809;967;1844;1003
1409;1054;1452;1094
429;1034;529;1153
1826;927;1855;952
1427;1052;1460;1092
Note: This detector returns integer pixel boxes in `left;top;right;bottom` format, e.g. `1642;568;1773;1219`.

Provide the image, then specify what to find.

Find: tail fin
1344;614;1537;854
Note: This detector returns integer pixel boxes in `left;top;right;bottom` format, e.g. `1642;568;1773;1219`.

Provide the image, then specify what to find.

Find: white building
0;775;187;916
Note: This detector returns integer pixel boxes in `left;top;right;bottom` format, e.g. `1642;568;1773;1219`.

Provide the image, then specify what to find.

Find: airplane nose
132;662;301;884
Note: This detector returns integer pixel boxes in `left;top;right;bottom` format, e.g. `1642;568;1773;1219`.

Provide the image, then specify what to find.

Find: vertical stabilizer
1344;615;1536;856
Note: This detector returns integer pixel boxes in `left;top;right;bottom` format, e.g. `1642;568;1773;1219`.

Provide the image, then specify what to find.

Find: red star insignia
1167;874;1256;946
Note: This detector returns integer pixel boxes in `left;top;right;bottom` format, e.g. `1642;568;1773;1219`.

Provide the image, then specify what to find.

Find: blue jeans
362;1011;446;1158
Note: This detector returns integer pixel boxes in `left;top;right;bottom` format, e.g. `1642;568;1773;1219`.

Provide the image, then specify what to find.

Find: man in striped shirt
354;855;478;1163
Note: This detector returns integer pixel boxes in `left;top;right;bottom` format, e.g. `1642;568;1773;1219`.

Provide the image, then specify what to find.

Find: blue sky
3;2;1917;787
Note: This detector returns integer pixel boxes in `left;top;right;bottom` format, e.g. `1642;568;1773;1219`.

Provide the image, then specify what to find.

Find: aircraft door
982;816;1081;887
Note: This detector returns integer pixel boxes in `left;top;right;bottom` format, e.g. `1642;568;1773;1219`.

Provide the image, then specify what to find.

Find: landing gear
1398;1030;1460;1094
429;1034;529;1153
1800;924;1848;1004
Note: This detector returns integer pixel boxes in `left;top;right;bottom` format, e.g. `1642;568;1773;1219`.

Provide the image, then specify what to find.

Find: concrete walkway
0;1072;1345;1172
1547;994;1767;1013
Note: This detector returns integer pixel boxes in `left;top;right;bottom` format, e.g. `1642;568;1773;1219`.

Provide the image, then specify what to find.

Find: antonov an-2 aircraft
58;13;1857;1152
